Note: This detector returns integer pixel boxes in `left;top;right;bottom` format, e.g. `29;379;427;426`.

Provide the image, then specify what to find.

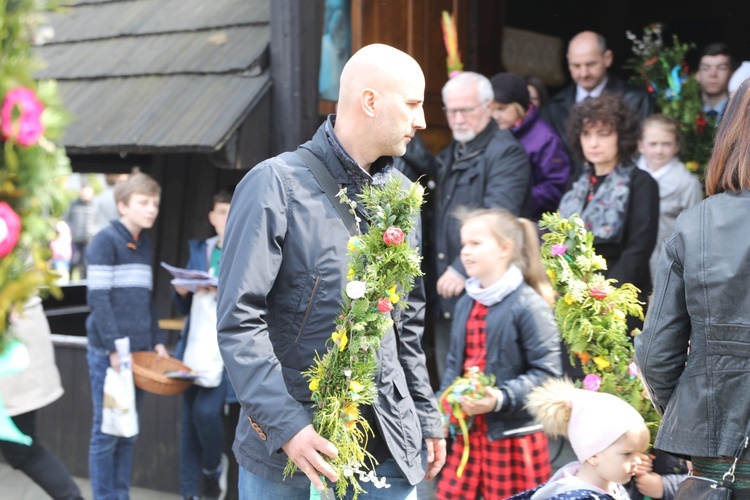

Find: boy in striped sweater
85;170;168;499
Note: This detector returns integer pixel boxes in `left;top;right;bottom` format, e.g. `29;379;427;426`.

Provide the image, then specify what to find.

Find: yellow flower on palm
387;285;399;304
546;269;556;281
331;329;348;351
347;267;355;280
344;402;360;429
613;309;626;320
347;237;362;251
564;294;574;305
309;378;320;391
591;255;607;271
349;380;364;393
593;355;611;370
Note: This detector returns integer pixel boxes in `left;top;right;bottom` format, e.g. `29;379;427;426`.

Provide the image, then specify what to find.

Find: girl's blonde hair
456;207;556;305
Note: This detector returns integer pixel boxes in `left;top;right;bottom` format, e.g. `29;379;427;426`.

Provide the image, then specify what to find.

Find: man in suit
542;30;653;182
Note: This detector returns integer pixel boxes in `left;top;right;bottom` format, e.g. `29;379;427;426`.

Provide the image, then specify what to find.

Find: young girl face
460;216;513;287
591;427;649;486
638;123;680;171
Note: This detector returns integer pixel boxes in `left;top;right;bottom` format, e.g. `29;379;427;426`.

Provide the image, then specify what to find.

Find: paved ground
0;462;180;500
0;437;576;499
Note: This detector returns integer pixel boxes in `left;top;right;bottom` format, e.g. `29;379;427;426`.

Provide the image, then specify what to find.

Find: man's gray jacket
217;121;442;488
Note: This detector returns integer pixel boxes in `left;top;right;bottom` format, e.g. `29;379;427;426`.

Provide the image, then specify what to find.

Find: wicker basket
131;351;194;395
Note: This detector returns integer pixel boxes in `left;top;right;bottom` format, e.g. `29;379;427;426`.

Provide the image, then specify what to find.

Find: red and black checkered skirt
435;417;552;499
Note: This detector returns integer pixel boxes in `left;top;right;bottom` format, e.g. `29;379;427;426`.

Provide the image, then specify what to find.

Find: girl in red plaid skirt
436;208;562;500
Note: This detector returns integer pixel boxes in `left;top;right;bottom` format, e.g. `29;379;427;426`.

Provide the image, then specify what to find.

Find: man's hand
174;284;190;297
154;343;169;359
424;437;446;480
436;268;465;299
282;425;339;492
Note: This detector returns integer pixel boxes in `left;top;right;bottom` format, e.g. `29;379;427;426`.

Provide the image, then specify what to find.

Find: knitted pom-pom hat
525;378;645;462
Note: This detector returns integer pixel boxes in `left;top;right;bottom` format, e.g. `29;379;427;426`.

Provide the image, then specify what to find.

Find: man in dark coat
217;43;445;499
542;31;653;183
429;71;531;382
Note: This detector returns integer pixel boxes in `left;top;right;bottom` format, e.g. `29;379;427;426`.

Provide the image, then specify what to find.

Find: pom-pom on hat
490;72;531;110
525;378;645;462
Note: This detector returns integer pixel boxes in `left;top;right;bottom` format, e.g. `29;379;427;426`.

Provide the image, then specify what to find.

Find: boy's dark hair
114;169;160;205
212;188;234;207
698;42;733;68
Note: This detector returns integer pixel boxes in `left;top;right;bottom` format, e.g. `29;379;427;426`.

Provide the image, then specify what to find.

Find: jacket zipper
295;275;320;343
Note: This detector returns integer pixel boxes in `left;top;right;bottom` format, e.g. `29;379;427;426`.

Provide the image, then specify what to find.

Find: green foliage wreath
284;177;424;499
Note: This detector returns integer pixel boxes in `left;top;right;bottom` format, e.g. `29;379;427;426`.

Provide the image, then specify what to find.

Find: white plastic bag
183;291;223;388
101;338;138;438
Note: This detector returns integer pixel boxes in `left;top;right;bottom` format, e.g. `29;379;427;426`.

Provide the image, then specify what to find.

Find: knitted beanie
490;72;531;110
567;388;645;462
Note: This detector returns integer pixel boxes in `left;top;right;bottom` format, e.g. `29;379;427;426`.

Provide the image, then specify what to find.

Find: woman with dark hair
558;92;659;329
635;78;750;498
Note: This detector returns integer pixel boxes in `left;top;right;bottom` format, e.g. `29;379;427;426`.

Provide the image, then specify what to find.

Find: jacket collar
111;220;144;249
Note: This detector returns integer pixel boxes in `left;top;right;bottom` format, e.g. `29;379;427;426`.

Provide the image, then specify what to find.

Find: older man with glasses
427;71;531;384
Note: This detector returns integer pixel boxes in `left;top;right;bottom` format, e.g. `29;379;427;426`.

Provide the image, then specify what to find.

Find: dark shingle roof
34;0;271;154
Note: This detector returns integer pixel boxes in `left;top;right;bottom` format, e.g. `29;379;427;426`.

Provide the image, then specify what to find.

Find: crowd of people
5;25;750;500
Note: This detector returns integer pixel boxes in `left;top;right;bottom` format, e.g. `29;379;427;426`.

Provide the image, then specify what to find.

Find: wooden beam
270;0;325;155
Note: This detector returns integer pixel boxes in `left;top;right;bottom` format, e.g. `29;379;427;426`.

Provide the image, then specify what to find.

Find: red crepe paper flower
377;297;393;313
1;87;45;146
0;202;22;258
588;285;609;300
695;113;707;134
382;226;405;247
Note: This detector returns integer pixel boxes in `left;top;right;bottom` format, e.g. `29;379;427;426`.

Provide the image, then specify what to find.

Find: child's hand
109;351;120;371
154;343;170;359
458;393;496;416
636;453;654;475
634;471;664;498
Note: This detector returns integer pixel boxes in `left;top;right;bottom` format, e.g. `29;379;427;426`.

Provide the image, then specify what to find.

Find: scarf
464;264;524;306
558;162;634;240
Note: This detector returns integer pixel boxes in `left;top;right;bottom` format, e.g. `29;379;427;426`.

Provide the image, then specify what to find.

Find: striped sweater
85;220;164;353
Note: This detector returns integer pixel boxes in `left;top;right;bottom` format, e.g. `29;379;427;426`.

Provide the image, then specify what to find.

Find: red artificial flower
588;286;609;300
382;226;405;246
377;297;393;313
0;202;22;258
696;113;707;134
1;87;45;146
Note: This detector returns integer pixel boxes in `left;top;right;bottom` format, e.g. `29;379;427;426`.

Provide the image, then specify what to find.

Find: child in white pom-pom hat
508;378;650;500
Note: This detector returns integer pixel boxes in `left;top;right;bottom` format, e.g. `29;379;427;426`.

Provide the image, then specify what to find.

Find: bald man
542;31;653;182
217;44;445;499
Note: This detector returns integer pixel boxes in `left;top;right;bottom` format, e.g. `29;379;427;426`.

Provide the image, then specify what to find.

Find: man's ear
361;88;377;118
603;49;614;69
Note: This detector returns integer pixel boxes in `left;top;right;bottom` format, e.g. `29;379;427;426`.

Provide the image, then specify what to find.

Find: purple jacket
512;106;571;220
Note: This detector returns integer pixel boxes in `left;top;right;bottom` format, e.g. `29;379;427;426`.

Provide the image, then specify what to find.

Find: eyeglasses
442;102;487;117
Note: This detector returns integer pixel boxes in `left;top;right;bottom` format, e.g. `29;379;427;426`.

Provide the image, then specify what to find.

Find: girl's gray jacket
216;122;443;489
